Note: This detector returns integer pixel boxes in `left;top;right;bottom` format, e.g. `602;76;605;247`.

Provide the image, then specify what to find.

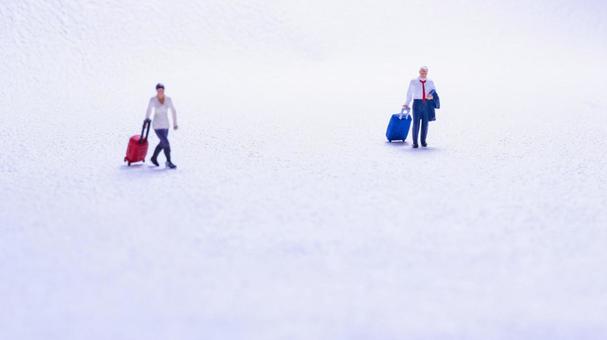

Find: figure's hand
400;107;411;119
427;94;434;100
174;125;179;130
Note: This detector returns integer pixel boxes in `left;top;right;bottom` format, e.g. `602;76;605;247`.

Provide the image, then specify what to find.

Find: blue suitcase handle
399;107;411;119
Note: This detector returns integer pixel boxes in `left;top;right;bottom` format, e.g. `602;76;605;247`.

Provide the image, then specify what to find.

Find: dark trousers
152;129;171;161
412;99;430;145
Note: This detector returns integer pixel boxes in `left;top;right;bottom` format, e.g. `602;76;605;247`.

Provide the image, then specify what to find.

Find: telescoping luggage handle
139;119;151;144
399;107;411;119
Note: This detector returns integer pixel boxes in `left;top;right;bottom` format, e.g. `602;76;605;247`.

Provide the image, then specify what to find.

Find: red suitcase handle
140;119;151;144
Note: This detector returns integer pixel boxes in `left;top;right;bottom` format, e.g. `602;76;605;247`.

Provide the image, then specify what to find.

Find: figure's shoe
166;161;177;169
150;145;162;166
412;144;419;149
421;142;428;147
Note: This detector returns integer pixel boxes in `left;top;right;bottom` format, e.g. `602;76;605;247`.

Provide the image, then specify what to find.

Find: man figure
403;66;437;148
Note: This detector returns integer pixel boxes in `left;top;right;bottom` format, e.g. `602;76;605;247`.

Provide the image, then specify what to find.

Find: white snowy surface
1;1;607;339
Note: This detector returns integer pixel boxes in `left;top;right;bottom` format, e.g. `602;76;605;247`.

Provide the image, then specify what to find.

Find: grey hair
420;66;429;71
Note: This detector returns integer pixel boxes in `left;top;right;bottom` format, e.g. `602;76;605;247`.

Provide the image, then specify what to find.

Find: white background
1;1;607;339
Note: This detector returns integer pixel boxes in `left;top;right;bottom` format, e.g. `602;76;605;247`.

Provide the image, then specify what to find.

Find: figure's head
156;83;165;97
419;66;428;79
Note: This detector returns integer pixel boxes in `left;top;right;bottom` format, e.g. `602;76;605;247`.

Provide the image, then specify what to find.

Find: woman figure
145;83;178;169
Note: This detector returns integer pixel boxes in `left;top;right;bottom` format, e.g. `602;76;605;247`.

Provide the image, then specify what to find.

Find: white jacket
145;96;177;130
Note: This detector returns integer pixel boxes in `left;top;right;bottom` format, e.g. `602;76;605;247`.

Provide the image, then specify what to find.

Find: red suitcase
124;119;151;166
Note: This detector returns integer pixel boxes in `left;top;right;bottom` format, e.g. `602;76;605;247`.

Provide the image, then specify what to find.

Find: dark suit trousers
412;99;430;145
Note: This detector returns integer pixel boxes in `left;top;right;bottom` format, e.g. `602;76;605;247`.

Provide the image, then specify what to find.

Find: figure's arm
145;98;153;121
430;81;439;108
403;80;413;109
170;99;178;129
427;81;437;100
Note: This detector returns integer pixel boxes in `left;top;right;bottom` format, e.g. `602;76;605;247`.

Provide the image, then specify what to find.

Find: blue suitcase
386;109;412;142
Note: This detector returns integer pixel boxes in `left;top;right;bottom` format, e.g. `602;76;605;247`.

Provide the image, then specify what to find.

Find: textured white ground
1;1;607;339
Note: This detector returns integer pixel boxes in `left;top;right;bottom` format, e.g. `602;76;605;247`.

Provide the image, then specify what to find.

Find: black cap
156;83;165;90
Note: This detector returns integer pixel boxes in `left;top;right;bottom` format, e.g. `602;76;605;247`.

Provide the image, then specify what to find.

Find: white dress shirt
145;96;177;130
404;77;437;107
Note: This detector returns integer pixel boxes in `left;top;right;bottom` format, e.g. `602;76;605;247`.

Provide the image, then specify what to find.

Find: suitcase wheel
128;162;131;166
388;140;392;143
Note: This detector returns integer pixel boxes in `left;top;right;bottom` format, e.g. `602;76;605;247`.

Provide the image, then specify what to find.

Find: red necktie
420;80;427;102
